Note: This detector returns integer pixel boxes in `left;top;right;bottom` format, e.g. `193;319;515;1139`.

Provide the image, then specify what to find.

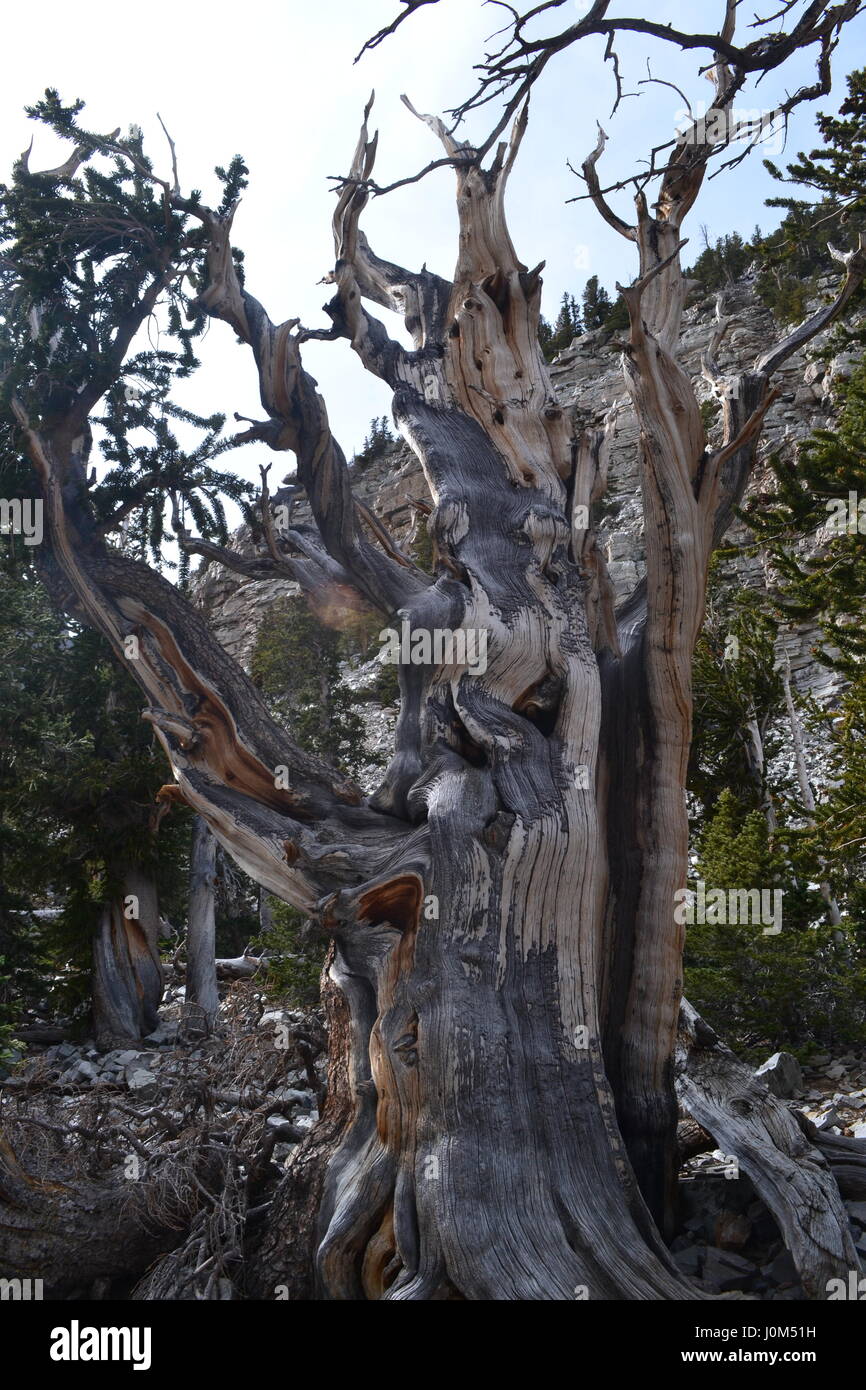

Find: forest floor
2;986;865;1299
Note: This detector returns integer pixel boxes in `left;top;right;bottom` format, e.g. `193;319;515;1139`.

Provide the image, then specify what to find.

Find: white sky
2;0;864;485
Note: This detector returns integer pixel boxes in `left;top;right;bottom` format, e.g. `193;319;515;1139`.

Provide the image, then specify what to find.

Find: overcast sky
3;0;864;487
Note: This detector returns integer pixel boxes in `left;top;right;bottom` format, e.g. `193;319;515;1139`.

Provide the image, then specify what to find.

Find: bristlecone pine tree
2;1;866;1301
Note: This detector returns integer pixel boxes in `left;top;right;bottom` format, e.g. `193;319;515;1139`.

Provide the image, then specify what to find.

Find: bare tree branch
354;0;440;61
191;205;429;615
359;1;863;202
580;124;636;241
325;95;452;361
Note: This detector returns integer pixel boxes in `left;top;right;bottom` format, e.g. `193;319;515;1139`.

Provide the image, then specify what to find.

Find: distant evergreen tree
538;282;629;360
601;295;630;333
353;415;394;469
758;65;866;325
0;565;190;1029
697;788;781;895
809;673;866;928
684;790;864;1055
251;595;374;780
581;275;613;330
539;292;581;361
686;230;755;291
745;355;866;669
689;580;784;822
739;353;866;946
555;292;582;345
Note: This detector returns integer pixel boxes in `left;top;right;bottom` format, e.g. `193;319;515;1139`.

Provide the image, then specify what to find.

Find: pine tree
0;565;190;1033
538;292;582;360
686;230;756;291
758;65;866;326
745;355;866;669
765;66;866;227
537;314;554;358
741;353;866;936
684;790;864;1054
0;90;255;583
581;274;613;330
251;595;374;779
689;578;785;823
810;673;866;928
354;415;394;469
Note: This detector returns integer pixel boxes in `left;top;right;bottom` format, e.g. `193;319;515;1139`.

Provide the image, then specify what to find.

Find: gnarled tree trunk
7;4;866;1296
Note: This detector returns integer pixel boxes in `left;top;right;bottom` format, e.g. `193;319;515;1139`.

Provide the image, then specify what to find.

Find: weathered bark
92;867;163;1049
274;105;705;1300
585;36;747;1227
807;1125;866;1200
185;816;220;1028
6;7;865;1297
214;954;265;980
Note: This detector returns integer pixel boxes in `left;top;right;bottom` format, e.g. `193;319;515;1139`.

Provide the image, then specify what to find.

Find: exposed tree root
676;1002;861;1299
